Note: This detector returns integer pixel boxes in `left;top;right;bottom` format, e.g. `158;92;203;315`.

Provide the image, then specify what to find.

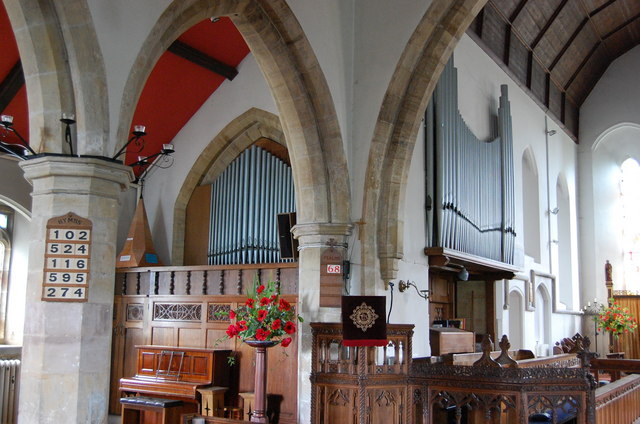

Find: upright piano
119;345;231;421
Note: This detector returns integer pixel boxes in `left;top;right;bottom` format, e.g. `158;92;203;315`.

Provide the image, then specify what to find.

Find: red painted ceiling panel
127;17;250;174
0;2;19;82
178;18;250;67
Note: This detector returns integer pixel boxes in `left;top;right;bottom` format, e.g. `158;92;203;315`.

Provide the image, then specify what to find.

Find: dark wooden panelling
564;98;579;135
111;294;299;423
508;32;529;82
185;184;211;266
530;58;547;101
548;81;563;118
483;6;509;60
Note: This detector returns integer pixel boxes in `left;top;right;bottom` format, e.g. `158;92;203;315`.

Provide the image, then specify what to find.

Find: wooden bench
120;396;186;424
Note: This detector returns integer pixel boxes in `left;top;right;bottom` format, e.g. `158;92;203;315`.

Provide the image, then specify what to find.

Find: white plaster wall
580;45;640;302
379;122;430;357
140;54;277;263
0;157;31;345
347;0;431;290
0;157;31;218
288;0;353;166
5;211;29;345
88;0;172;154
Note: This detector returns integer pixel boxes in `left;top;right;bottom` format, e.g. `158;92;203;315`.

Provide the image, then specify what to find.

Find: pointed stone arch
361;0;488;288
172;108;286;264
118;0;350;233
3;1;108;155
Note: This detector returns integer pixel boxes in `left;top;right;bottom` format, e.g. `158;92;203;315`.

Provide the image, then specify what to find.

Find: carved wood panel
110;294;298;424
366;388;405;424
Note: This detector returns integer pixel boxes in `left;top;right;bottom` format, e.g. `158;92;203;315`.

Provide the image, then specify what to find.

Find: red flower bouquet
218;280;303;347
595;298;638;338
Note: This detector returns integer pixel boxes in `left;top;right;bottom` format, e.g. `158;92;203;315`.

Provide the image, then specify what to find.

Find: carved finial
496;335;518;368
499;335;511;351
473;334;501;368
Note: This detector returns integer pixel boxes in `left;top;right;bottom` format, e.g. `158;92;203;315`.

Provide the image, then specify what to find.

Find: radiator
0;360;19;424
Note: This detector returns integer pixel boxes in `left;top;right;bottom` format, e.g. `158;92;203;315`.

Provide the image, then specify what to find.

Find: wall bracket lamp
398;280;430;301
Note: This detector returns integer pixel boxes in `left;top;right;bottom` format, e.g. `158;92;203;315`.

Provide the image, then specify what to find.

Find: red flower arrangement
595;298;638;338
218;280;303;347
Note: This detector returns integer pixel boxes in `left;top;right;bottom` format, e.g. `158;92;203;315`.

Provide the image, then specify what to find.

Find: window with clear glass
621;158;640;291
0;213;7;229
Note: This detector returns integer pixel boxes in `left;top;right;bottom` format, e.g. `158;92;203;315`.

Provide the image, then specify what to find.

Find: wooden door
428;273;455;324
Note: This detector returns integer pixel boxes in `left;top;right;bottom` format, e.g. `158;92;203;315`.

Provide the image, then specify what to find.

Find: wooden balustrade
595;374;640;423
116;263;298;296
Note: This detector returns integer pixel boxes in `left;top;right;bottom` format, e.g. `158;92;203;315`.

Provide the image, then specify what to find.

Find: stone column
291;222;352;424
18;156;132;423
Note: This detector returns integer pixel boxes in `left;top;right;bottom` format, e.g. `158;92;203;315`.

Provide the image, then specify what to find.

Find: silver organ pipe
426;58;516;264
208;145;296;265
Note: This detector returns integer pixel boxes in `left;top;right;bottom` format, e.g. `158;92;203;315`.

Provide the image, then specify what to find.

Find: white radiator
0;360;19;424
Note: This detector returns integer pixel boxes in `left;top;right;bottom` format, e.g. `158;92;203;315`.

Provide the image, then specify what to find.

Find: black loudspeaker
277;212;298;260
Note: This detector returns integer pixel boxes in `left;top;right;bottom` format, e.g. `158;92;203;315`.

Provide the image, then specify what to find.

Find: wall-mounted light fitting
0;114;37;159
549;207;559;215
60;113;76;155
112;125;147;160
457;267;469;281
398;280;430;301
546;129;557;136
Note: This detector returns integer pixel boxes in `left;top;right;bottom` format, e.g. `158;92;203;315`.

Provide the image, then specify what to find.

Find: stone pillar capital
20;155;133;198
291;222;353;249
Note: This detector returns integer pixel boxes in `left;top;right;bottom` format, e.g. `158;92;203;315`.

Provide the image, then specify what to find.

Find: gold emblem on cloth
350;302;379;332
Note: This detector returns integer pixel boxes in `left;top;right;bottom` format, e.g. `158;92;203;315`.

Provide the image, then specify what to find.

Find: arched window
556;175;574;308
508;289;523;350
621;158;640;291
0;207;13;342
522;149;541;263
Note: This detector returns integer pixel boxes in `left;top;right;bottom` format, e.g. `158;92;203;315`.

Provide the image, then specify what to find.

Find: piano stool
120;396;197;424
238;392;255;420
197;386;227;417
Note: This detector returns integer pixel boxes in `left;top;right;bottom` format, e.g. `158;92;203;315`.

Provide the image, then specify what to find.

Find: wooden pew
595;374;640;423
590;357;640;382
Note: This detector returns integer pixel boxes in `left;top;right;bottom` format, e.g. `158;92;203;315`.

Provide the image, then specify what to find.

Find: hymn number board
42;212;92;302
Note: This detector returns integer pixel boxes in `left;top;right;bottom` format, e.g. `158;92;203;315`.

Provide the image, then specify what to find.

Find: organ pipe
208;145;296;265
425;58;516;264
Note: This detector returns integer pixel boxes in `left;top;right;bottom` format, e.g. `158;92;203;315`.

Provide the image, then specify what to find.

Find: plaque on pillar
42;212;92;302
320;246;344;307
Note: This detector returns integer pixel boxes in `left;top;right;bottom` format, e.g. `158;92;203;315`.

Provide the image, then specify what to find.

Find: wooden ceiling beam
531;0;570;49
602;11;640;41
549;17;588;71
509;0;530;22
168;40;238;81
0;61;24;113
564;40;601;91
589;0;617;18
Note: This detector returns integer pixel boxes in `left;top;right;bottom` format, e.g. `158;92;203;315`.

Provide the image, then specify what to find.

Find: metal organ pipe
426;58;516;264
207;145;295;265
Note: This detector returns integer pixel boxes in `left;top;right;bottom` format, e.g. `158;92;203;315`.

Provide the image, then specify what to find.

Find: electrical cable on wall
387;282;394;323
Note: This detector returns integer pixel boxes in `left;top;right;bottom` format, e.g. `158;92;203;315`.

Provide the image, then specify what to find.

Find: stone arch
361;0;488;288
172;108;285;264
3;1;107;155
118;0;349;232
